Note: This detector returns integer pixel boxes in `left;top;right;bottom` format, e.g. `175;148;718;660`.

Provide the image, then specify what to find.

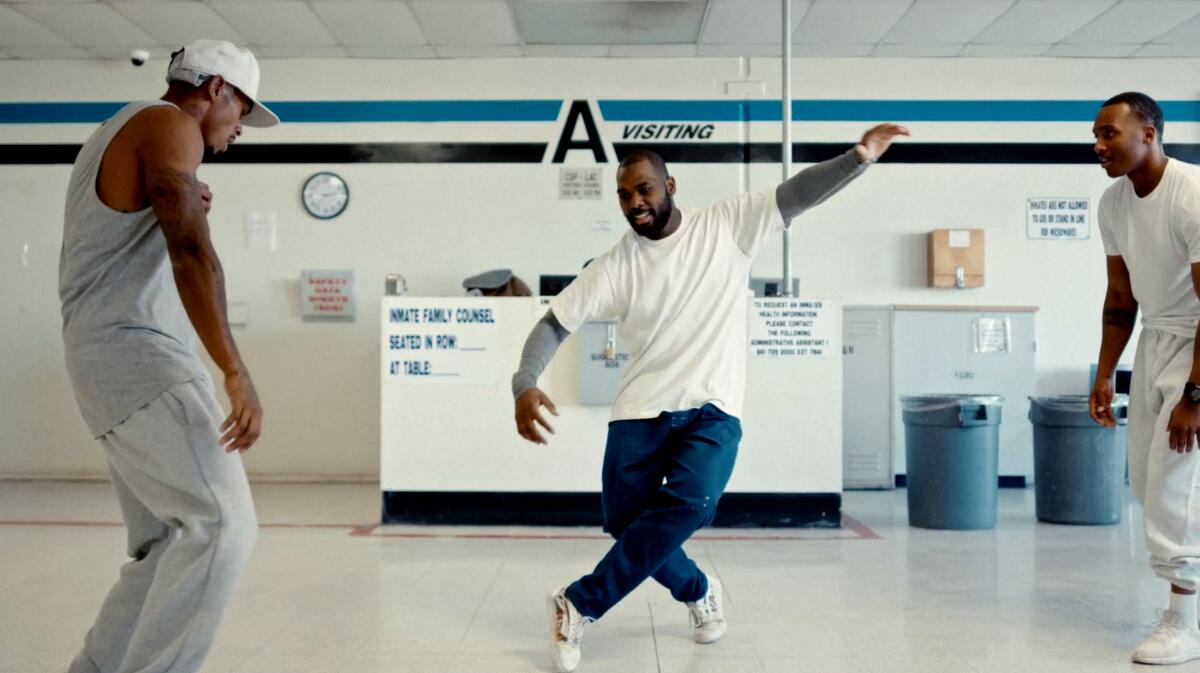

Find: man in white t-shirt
1088;91;1200;665
511;124;908;673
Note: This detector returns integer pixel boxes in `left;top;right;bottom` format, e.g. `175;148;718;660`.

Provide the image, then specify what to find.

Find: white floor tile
0;482;1187;673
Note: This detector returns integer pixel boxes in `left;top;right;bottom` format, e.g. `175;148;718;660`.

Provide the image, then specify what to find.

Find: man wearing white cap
60;40;277;673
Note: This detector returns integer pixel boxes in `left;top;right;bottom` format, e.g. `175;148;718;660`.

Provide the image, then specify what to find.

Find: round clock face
302;172;349;219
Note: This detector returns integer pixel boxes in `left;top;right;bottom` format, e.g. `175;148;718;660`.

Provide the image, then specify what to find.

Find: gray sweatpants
67;379;257;673
1129;328;1200;591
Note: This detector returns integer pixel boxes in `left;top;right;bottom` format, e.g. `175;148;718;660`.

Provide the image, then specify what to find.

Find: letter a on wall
552;100;607;164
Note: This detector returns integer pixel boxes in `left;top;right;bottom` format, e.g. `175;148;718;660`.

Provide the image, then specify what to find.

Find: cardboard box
928;229;984;288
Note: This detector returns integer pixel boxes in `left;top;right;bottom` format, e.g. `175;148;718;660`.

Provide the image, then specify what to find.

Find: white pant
1129;328;1200;590
67;379;257;673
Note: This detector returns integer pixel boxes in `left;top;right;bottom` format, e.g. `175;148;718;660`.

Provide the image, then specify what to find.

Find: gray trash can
902;394;1004;530
1029;395;1128;525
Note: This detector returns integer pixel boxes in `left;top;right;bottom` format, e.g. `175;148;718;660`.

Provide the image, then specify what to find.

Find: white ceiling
1;0;1199;61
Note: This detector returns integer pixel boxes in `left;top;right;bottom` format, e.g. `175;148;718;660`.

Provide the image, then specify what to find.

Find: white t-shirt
1099;158;1200;338
550;191;784;421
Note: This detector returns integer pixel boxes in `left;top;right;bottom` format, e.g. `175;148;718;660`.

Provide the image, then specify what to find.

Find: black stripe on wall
7;142;1200;165
616;142;1200;165
207;142;550;164
382;491;842;528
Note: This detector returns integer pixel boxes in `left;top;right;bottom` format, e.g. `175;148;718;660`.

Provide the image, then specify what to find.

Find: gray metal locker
842;305;1038;490
843;307;894;489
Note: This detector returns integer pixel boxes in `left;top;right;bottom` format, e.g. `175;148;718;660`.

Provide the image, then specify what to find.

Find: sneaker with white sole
547;588;591;673
687;575;726;644
1133;610;1200;665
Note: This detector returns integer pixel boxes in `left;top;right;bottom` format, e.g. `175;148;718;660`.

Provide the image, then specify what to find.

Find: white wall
2;56;1193;480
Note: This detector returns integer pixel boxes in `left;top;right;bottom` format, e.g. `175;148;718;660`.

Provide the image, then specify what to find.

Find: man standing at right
1089;91;1200;665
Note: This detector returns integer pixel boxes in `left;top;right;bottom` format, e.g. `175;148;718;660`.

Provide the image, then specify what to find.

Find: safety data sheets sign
382;299;500;384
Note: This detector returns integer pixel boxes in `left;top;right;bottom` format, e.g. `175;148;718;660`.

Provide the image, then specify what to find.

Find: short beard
632;195;675;239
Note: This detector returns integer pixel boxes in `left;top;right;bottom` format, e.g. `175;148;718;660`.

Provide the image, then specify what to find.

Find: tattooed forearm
146;168;206;229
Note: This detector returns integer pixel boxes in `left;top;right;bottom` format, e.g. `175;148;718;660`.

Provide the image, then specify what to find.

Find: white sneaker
1132;610;1200;665
547;588;591;673
687;575;726;644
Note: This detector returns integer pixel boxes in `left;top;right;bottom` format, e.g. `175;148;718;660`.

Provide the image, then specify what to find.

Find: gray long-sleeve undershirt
510;149;868;399
775;149;867;221
512;310;571;399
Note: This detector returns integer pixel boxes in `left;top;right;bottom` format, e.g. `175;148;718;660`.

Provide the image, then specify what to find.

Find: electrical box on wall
928;229;985;289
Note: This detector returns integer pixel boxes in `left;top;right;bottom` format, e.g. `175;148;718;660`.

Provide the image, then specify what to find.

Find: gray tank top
59;100;209;437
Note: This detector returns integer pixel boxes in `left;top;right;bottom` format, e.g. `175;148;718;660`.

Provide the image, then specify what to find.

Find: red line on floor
0;516;882;540
0;520;370;530
840;514;882;540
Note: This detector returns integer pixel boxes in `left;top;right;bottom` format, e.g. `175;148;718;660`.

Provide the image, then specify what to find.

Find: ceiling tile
882;0;1016;44
789;43;876;56
208;1;337;47
1063;0;1200;43
111;2;245;47
1045;42;1140;57
433;44;523;57
1133;42;1200;57
311;1;428;46
13;2;158;48
959;43;1051;56
872;43;967;57
0;5;72;48
347;45;437;58
255;45;350;58
793;0;913;45
699;0;809;45
1151;11;1200;43
412;0;519;45
515;1;705;45
697;43;783;57
87;46;174;61
609;43;698;57
7;46;93;59
972;0;1116;44
521;44;612;57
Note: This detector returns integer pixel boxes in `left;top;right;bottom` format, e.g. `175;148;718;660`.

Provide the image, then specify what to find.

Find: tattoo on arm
1103;307;1137;330
147;167;206;228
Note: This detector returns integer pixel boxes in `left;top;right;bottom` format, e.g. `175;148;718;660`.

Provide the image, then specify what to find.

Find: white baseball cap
166;39;279;128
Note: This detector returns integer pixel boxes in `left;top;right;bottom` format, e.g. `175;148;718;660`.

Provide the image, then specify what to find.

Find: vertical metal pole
781;0;793;297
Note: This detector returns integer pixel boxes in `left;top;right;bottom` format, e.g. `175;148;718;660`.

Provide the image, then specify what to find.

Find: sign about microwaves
1027;198;1089;240
382;300;499;384
749;299;834;358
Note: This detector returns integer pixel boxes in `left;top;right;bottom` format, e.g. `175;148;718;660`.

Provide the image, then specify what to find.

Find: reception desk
380;296;843;527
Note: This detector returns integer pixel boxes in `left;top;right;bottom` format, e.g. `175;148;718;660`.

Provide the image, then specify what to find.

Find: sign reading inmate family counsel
749;299;835;358
382;299;500;384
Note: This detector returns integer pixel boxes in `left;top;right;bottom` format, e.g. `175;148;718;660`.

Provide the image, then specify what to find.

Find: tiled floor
0;481;1184;672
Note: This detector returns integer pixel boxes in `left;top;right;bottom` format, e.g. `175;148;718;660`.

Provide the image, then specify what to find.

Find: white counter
379;296;843;525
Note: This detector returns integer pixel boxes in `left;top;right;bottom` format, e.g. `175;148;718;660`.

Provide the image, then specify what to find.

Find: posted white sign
1028;198;1089;240
749;299;835;358
559;167;603;200
382;299;500;384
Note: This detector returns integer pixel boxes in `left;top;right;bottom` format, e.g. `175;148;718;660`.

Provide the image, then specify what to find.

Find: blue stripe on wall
0;102;127;124
598;99;1200;122
268;100;563;123
0;100;564;124
7;99;1200;124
